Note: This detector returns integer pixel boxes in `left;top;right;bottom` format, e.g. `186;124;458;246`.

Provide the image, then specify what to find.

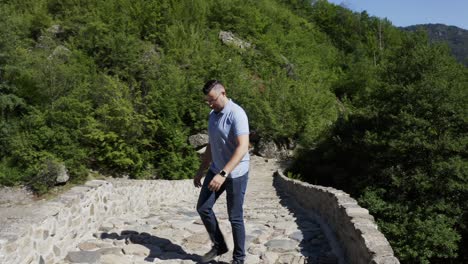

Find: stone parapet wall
274;170;400;264
0;179;198;264
1;171;400;264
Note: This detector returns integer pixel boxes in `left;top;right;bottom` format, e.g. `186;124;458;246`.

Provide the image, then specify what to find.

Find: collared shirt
208;99;250;178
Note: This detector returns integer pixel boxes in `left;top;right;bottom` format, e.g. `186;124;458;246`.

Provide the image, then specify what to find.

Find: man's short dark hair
202;79;222;95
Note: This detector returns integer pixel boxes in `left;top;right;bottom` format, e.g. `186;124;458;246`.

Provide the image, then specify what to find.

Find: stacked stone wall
274;170;399;264
1;171;400;264
0;179;198;264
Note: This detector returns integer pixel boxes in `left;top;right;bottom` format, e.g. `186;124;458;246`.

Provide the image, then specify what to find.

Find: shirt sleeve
233;108;249;136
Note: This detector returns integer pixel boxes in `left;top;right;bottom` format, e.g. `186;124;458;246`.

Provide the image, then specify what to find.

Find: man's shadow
100;230;198;262
100;230;229;263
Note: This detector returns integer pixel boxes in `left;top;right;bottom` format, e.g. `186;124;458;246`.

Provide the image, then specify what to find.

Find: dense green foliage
403;24;468;67
285;1;468;264
0;0;466;263
0;0;338;190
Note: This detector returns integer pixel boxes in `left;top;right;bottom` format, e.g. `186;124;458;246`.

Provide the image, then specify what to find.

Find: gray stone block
265;239;298;252
65;251;100;263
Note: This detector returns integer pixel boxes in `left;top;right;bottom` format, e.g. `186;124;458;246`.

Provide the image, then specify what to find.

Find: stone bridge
0;156;399;264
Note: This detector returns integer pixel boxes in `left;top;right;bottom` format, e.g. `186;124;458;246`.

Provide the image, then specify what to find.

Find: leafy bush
0;159;23;186
30;157;65;195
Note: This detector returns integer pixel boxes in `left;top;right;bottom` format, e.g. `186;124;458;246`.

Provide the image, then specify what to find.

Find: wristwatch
219;170;227;177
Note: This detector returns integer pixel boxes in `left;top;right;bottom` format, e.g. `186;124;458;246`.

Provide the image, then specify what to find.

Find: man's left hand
208;174;226;192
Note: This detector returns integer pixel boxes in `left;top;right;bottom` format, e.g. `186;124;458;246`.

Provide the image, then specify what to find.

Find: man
194;80;250;264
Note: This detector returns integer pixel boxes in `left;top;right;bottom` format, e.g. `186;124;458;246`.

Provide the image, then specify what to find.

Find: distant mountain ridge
402;24;468;66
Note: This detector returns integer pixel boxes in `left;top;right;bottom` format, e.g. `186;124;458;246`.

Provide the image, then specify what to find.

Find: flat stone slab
265;239;298;252
65;251;100;263
100;254;131;264
122;244;150;256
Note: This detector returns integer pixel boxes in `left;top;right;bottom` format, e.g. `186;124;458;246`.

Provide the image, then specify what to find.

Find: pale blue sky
327;0;468;30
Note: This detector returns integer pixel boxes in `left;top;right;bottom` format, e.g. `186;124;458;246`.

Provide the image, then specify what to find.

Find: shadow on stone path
273;177;342;264
99;231;200;262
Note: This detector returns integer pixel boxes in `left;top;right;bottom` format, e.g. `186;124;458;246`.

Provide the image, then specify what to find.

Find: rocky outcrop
256;139;293;159
219;31;252;50
55;162;69;184
188;133;209;150
257;139;278;158
37;159;70;185
48;45;71;62
46;25;64;36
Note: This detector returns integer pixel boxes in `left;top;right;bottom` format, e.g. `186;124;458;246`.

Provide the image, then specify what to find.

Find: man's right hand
194;173;203;188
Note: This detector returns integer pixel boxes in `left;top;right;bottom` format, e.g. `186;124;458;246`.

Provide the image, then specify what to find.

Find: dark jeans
196;170;248;262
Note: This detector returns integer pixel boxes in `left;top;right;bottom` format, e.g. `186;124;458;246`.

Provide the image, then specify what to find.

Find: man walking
194;80;250;264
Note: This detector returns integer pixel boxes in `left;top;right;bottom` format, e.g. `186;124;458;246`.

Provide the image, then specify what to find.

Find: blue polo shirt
208;99;250;178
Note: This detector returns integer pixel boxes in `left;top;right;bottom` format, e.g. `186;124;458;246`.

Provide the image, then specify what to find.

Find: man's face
205;89;224;112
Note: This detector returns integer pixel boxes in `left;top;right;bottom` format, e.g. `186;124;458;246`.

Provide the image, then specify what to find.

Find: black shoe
231;260;244;264
200;245;229;263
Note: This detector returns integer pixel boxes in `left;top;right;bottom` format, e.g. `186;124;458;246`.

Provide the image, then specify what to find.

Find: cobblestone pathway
60;156;341;264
